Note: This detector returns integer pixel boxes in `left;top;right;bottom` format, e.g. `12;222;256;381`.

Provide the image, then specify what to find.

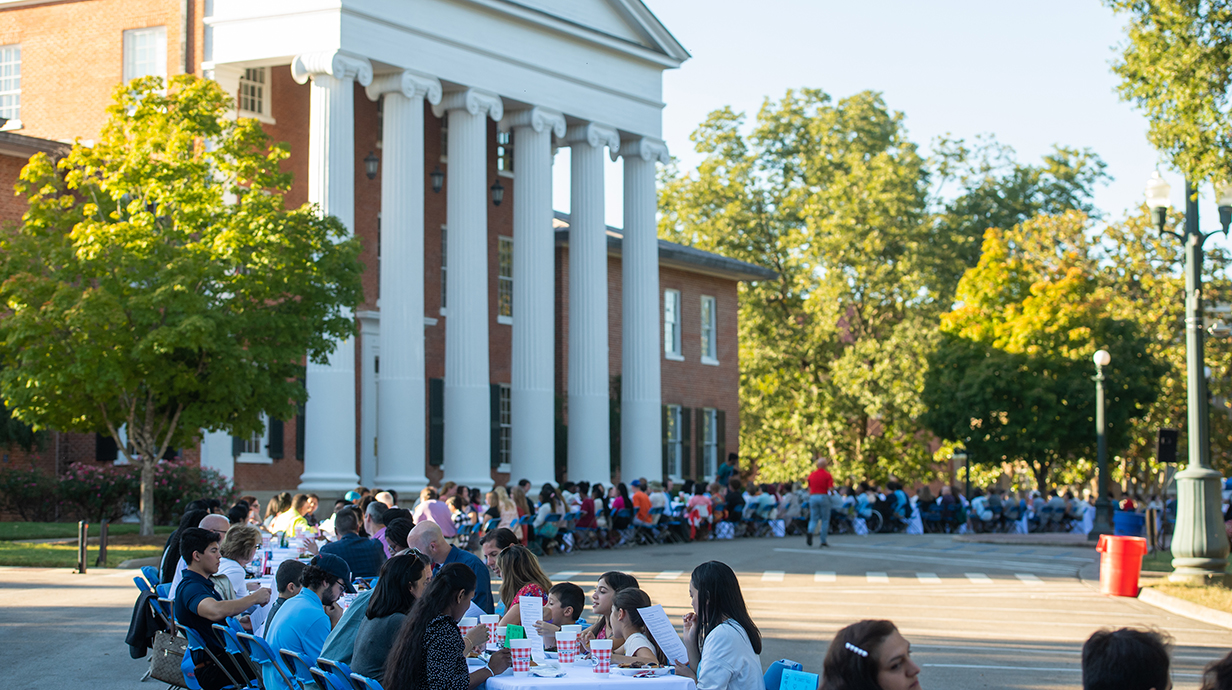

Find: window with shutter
95;433;118;463
490;383;502;470
235;415;271;464
429;378;445;466
268;418;284;459
715;410;726;476
662;405;682;480
680;407;691;480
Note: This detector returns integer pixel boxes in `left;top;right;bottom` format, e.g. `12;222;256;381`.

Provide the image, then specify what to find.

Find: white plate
611;666;673;677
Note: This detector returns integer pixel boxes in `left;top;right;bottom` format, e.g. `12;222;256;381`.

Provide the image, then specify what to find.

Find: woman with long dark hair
383;563;511;690
675;561;762;690
350;552;432;682
821;620;921;690
579;571;640;652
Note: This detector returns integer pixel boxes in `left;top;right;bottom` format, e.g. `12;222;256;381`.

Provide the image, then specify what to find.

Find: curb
116;556;161;570
1138;587;1232;630
953;534;1093;548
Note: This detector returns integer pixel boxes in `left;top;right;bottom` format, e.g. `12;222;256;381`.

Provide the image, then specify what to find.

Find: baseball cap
344;490;361;502
311;553;356;593
630;480;641;487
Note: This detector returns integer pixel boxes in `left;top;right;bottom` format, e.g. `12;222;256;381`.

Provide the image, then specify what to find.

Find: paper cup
495;625;508;648
510;639;533;676
590;639;612;674
560;624;583;634
480;614;500;650
458;616;478;635
557;631;578;664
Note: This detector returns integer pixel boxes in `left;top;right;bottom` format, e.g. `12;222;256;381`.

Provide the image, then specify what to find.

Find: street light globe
1094;350;1111;367
1145;171;1172;211
1216;180;1232;208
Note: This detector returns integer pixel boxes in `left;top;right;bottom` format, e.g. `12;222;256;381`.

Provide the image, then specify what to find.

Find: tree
921;212;1164;489
0;75;363;534
659;89;943;484
1105;0;1232;183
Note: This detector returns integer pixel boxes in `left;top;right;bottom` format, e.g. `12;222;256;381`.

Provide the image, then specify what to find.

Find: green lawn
1141;548;1232;574
0;540;163;568
0;521;174;541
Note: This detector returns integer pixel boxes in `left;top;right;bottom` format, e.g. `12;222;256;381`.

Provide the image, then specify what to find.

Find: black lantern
490;178;505;206
364;151;379;180
430;166;444;194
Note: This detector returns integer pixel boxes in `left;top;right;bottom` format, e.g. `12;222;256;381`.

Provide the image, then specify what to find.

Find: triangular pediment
504;0;689;60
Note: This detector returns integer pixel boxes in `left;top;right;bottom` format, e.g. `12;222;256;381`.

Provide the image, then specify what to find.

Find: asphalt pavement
1;533;1227;690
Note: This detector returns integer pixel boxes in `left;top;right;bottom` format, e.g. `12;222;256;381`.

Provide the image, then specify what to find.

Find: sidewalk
954;532;1094;548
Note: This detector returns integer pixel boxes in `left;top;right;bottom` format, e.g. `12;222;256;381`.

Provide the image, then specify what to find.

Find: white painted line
549;571;581;582
917;573;942;584
761;570;785;582
923;664;1078;673
965;573;994;584
1016;573;1044;585
655;570;683;580
814;571;836;582
866;572;889;583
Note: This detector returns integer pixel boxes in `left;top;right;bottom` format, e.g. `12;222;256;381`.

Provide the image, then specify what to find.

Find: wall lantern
430;166;444;194
490;178;505;206
364;151;379;180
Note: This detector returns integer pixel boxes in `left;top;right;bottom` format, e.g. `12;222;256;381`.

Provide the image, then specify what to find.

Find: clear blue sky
553;0;1228;246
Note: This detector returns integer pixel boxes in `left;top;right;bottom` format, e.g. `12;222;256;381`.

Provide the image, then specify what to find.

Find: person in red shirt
807;456;834;547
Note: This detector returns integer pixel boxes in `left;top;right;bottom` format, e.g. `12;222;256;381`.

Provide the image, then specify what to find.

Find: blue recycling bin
1112;510;1145;537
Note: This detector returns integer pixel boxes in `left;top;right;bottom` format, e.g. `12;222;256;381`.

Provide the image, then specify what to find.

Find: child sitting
610;588;669;665
534;582;585;649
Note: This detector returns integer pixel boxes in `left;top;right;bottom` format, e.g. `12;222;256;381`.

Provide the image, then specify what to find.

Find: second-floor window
498;236;513;324
664;289;682;359
497;130;513;174
701;295;717;364
123;26;167;83
0;45;20;122
239;67;267;117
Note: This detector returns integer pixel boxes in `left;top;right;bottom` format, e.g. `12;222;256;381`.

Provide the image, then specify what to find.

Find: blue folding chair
350;672;386;690
280;649;316;689
764;659;804;690
179;624;243;690
134;576;152;593
317;658;357;690
158;596;175;621
311;666;350;690
236;631;302;690
141;565;162;589
212;623;261;685
482;518;501;533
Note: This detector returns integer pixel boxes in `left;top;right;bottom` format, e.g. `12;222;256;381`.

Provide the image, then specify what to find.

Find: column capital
291;51;373;86
565;122;620;153
615;136;669;164
365;70;442;105
432;88;503;121
499;106;566;138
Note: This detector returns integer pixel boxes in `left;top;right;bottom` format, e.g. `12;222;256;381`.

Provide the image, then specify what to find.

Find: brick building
0;0;774;500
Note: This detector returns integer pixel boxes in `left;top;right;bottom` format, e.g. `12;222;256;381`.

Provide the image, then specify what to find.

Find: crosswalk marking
549;571;581;582
655;570;683;580
866;572;889;583
965;573;993;584
1015;573;1044;585
762;571;785;582
814;571;836;582
917;572;942;584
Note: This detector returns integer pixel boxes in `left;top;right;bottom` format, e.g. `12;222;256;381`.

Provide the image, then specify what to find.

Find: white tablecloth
485;663;696;690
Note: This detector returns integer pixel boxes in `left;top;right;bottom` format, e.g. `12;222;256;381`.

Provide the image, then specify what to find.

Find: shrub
59;462;139;523
0;465;61;521
152;460;236;525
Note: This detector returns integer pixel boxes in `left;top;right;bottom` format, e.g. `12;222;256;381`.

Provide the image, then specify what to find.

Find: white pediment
503;0;688;59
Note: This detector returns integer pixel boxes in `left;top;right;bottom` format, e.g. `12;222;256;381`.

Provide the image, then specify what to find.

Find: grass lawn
0;540;163;568
0;521;174;541
1151;583;1232;614
1141;548;1232;574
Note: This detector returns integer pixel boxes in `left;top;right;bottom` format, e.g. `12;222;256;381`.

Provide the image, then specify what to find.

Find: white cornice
291;51;373;86
614;135;668;164
365;70;443;105
565;122;620;152
499;107;566;138
433;88;503;121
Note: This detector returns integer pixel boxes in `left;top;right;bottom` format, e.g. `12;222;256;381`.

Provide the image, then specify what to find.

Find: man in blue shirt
408;521;493;613
320;508;386;578
173;527;271;690
263;554;353;690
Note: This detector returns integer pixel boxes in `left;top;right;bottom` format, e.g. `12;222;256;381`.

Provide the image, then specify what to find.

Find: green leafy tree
0;75;362;534
1105;0;1232;183
922;212;1164;489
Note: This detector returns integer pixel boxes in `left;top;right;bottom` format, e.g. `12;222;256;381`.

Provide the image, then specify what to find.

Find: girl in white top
610;588;669;664
675;561;763;690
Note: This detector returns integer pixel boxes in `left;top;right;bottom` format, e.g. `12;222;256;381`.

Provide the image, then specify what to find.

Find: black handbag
149;630;188;688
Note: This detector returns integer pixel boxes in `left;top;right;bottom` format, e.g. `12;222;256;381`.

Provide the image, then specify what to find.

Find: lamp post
1090;349;1113;540
1145;172;1232;583
952;447;969;500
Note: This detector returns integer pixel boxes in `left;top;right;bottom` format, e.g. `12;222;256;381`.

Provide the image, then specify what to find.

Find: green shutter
661;405;670;479
295;374;306;461
695;408;706;481
680;407;692;480
716;410;726;479
429;378;445;466
231;435;244;458
268;418;284;459
96;433;118;463
491;384;502;470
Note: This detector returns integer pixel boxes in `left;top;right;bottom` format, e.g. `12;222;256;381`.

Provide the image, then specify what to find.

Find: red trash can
1096;535;1147;596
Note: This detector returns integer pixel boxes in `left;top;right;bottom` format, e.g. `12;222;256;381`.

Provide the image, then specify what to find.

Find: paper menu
636;604;688;665
780;669;820;690
518;595;548;661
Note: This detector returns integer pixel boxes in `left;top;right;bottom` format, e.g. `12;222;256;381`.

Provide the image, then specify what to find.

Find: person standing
807;456;834;548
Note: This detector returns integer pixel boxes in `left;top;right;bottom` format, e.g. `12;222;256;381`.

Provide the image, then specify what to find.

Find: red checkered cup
458;617;478;637
510;639;533;676
590;639;612;674
556;631;578;664
480;614;500;651
495;626;507;648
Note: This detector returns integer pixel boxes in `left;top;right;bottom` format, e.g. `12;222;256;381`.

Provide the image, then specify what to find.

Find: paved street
1;533;1228;690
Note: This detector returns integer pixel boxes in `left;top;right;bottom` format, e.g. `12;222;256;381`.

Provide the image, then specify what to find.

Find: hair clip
845;642;869;658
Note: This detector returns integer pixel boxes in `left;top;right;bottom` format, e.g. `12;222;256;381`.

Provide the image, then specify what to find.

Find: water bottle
495;600;506;617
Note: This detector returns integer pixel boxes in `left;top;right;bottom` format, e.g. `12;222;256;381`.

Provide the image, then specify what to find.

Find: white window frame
497;236;513;325
665;404;683;481
236;414;272;464
700;295;718;365
496;130;514;178
498;384;512;473
0;44;21;126
440;224;448;315
122;26;167;84
702;408;718;479
664;289;683;360
237;66;274;123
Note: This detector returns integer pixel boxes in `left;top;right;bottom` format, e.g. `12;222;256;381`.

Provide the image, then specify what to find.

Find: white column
358;312;380;487
432;89;503;489
501;107;566;488
366;71;442;494
564;123;620;484
291;51;372;492
618;137;669;483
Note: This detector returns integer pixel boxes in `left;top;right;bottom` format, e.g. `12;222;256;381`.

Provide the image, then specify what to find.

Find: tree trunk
140;456;155;536
1031;460;1050;493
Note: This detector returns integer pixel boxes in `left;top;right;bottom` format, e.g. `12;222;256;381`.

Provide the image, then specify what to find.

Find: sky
551;0;1230;249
